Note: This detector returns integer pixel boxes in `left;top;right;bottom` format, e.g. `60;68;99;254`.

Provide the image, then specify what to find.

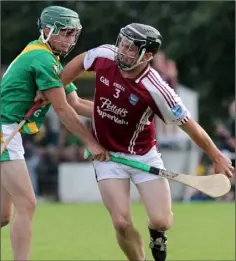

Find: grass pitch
1;202;235;260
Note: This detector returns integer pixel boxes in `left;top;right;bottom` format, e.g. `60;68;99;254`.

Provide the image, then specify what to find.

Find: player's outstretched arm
60;52;95;118
43;87;109;161
179;119;234;177
66;91;93;118
61;53;86;86
142;69;233;178
34;89;94;118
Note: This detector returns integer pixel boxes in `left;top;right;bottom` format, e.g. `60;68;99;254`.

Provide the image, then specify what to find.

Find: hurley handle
84;148;151;172
24;101;41;120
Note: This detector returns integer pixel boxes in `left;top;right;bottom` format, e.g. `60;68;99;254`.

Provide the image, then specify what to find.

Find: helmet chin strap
40;27;64;57
121;48;152;72
40;26;54;43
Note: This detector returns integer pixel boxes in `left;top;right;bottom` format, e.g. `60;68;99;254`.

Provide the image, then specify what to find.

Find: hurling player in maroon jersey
61;23;233;261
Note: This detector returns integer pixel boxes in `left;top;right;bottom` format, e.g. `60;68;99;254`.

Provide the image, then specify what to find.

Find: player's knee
150;211;173;231
113;215;133;236
24;197;37;214
1;215;11;228
16;196;37;216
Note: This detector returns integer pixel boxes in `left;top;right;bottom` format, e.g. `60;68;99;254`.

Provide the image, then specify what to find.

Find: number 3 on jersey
113;88;120;98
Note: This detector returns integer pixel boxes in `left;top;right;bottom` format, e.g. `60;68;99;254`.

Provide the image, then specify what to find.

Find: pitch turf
1;202;235;260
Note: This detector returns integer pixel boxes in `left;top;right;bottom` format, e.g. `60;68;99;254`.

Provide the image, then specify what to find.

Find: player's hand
212;154;234;178
34;90;50;107
87;142;110;161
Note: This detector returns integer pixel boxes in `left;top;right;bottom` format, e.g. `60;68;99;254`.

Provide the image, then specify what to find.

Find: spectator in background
152;51;178;89
21;117;58;199
23;110;91;201
228;100;236;166
33;117;59;200
192;99;235;202
22;134;40;196
46;106;61;139
58;116;90;162
215;100;235;167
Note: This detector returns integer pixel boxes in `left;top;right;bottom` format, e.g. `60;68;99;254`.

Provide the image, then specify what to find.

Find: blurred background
1;1;235;260
1;1;235;203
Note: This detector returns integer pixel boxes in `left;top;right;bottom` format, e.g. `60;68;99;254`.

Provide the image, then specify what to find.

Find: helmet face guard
115;24;162;71
38;6;82;57
52;28;81;57
39;24;81;57
115;30;148;71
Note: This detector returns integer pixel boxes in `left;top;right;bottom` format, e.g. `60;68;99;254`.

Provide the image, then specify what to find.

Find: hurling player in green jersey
0;6;109;261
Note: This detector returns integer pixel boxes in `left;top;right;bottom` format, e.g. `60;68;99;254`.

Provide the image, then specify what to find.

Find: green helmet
37;6;82;56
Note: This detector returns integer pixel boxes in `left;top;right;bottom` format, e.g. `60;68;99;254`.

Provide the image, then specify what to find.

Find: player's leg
1;185;13;227
136;178;172;261
94;160;146;261
130;148;173;261
1;124;36;261
1;160;36;261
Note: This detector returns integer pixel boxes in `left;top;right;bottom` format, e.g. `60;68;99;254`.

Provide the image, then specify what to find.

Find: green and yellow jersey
1;37;76;134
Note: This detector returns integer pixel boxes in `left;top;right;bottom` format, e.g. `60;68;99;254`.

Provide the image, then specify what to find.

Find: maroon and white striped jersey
83;45;191;155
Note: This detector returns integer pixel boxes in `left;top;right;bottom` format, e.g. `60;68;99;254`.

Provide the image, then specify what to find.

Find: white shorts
93;146;165;185
1;123;25;161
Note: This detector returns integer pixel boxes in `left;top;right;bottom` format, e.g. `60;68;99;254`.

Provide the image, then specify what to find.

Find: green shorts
1;123;25;161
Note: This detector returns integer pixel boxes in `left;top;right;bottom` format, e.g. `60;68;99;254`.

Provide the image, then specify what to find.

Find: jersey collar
38;37;60;61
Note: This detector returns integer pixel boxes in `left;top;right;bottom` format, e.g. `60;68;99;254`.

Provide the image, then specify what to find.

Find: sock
148;228;167;261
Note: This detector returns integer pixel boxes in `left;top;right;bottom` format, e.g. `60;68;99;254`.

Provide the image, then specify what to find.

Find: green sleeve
57;63;77;95
31;52;63;91
65;82;77;95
